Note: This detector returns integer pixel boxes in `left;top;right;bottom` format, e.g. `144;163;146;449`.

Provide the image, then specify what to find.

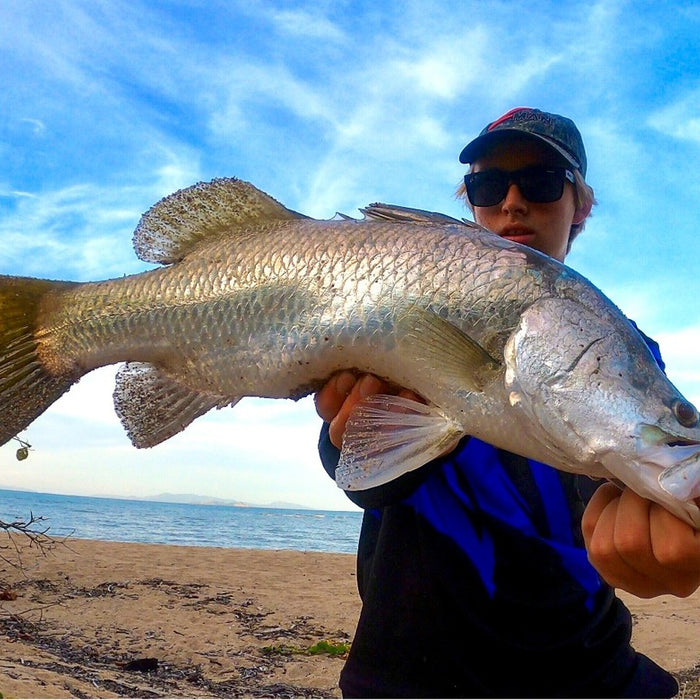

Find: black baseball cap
459;107;587;177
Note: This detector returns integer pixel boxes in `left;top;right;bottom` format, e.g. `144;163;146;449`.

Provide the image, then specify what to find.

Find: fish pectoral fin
113;362;236;448
334;394;464;491
133;178;309;265
397;309;501;393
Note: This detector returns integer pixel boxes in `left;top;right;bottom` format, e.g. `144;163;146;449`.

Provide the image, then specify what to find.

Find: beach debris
307;639;351;656
11;436;31;461
262;639;351;657
123;657;159;672
0;513;64;572
0;613;41;642
69;580;135;599
1;177;698;525
0;587;18;601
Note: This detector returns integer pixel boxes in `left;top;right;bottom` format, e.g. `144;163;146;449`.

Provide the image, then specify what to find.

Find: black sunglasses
464;166;575;207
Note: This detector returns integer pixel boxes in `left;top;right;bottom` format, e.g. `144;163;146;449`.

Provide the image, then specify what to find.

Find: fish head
505;297;700;526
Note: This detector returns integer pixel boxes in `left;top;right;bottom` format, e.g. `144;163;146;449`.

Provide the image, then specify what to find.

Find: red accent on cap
487;107;533;131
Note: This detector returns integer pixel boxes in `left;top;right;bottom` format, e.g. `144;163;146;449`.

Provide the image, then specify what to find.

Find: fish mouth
654;438;700;501
667;437;700;449
634;424;700;500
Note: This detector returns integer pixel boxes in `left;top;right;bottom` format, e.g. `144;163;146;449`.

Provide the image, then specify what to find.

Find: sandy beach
0;536;359;698
1;535;700;698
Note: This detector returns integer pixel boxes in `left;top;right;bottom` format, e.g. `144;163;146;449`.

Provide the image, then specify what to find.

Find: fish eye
672;398;699;428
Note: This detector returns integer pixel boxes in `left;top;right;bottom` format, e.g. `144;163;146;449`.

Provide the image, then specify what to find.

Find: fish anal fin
335;394;464;490
398;309;501;393
113;362;237;448
134;178;309;265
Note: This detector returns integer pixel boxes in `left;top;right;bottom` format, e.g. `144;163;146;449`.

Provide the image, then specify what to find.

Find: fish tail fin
0;275;81;446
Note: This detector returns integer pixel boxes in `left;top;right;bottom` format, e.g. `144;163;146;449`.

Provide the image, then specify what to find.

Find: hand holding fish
583;483;700;598
319;372;700;599
314;372;423;449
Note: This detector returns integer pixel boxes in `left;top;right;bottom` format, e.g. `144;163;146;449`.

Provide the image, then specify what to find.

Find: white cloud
390;30;492;100
269;9;346;41
0;147;201;280
20;118;46;135
648;88;700;145
656;326;700;407
2;371;353;511
207;59;335;135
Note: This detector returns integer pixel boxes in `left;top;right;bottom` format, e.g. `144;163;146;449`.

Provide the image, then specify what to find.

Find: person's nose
501;183;528;215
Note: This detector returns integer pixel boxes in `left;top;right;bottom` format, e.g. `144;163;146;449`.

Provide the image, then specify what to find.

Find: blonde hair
455;168;596;253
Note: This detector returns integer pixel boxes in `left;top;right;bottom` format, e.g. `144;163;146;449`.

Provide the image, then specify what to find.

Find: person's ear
573;199;592;225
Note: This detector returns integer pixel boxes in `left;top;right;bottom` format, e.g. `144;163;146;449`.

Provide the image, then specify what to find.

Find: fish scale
0;177;699;526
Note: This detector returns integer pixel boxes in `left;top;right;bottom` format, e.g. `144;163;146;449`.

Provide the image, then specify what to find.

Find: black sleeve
318;421;343;479
318;422;460;509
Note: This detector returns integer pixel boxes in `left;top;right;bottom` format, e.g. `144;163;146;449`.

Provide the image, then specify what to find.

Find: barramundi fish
1;178;699;524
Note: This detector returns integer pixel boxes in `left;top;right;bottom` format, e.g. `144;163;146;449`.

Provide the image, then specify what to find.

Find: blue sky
1;0;699;510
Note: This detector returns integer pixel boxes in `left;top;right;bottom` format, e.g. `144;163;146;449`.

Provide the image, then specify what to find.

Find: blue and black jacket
319;326;678;698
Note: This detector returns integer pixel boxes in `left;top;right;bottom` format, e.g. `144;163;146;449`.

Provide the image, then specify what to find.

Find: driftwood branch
0;512;70;572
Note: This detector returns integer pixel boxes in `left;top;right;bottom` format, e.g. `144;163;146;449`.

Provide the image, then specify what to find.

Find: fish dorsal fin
360;202;467;226
133;177;309;265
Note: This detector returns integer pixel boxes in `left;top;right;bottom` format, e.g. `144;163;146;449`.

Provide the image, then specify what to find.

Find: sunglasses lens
464;171;507;207
518;169;565;203
465;168;569;207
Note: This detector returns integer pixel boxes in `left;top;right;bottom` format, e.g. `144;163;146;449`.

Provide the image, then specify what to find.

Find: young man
315;108;700;697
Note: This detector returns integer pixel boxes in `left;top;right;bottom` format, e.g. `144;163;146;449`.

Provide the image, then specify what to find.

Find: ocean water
0;488;363;554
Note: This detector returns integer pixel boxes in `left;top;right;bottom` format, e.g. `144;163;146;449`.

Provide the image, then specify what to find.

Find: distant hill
142;493;311;510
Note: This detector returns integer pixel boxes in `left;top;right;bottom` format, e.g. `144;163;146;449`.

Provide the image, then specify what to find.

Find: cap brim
459;129;580;171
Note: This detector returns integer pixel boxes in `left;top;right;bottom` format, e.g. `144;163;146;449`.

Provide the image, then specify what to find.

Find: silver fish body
1;178;699;524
